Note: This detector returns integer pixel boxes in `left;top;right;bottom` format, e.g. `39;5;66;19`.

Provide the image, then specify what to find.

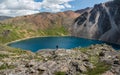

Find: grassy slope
0;44;41;70
0;23;69;44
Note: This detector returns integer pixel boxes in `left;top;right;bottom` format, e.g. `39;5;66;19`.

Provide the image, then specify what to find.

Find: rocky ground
0;44;120;75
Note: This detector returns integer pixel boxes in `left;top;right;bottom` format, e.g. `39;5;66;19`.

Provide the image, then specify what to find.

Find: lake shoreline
6;35;120;51
5;35;70;46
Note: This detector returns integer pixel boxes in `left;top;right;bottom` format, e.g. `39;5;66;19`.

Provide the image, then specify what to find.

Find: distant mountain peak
0;16;12;21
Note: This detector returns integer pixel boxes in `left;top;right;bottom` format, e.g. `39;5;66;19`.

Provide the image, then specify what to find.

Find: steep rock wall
72;1;120;44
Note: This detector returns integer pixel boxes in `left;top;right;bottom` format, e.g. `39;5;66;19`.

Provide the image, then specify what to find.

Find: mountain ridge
72;1;120;44
0;10;81;43
0;16;12;21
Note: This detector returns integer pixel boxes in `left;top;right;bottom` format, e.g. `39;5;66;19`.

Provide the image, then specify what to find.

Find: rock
102;71;114;75
25;63;33;68
37;66;47;71
99;51;105;56
113;59;120;65
82;58;89;62
60;66;69;72
83;62;94;69
37;50;54;58
25;61;36;68
79;65;87;72
0;62;3;66
29;68;36;74
70;61;87;73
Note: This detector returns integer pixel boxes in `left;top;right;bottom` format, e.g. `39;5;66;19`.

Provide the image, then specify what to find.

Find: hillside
72;1;120;44
0;11;80;44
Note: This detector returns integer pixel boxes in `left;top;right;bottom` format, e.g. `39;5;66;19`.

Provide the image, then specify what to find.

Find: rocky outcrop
72;1;120;44
0;44;120;75
75;7;91;14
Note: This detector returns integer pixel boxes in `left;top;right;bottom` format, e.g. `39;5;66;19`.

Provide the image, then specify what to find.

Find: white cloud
41;0;73;12
0;9;40;17
0;0;73;17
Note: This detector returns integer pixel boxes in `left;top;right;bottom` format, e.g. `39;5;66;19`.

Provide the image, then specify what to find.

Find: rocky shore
0;44;120;75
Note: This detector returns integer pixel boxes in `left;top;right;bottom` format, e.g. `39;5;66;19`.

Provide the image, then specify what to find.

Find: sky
0;0;108;17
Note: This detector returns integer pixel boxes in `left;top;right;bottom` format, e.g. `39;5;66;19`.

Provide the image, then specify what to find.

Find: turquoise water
8;36;120;52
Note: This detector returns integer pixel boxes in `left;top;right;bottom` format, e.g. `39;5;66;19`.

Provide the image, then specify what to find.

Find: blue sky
34;0;108;12
0;0;108;16
68;0;108;10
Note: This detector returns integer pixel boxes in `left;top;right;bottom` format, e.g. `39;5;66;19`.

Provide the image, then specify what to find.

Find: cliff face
72;1;120;44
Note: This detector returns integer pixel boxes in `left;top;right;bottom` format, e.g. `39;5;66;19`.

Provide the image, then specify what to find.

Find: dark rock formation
72;1;120;44
75;7;91;14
